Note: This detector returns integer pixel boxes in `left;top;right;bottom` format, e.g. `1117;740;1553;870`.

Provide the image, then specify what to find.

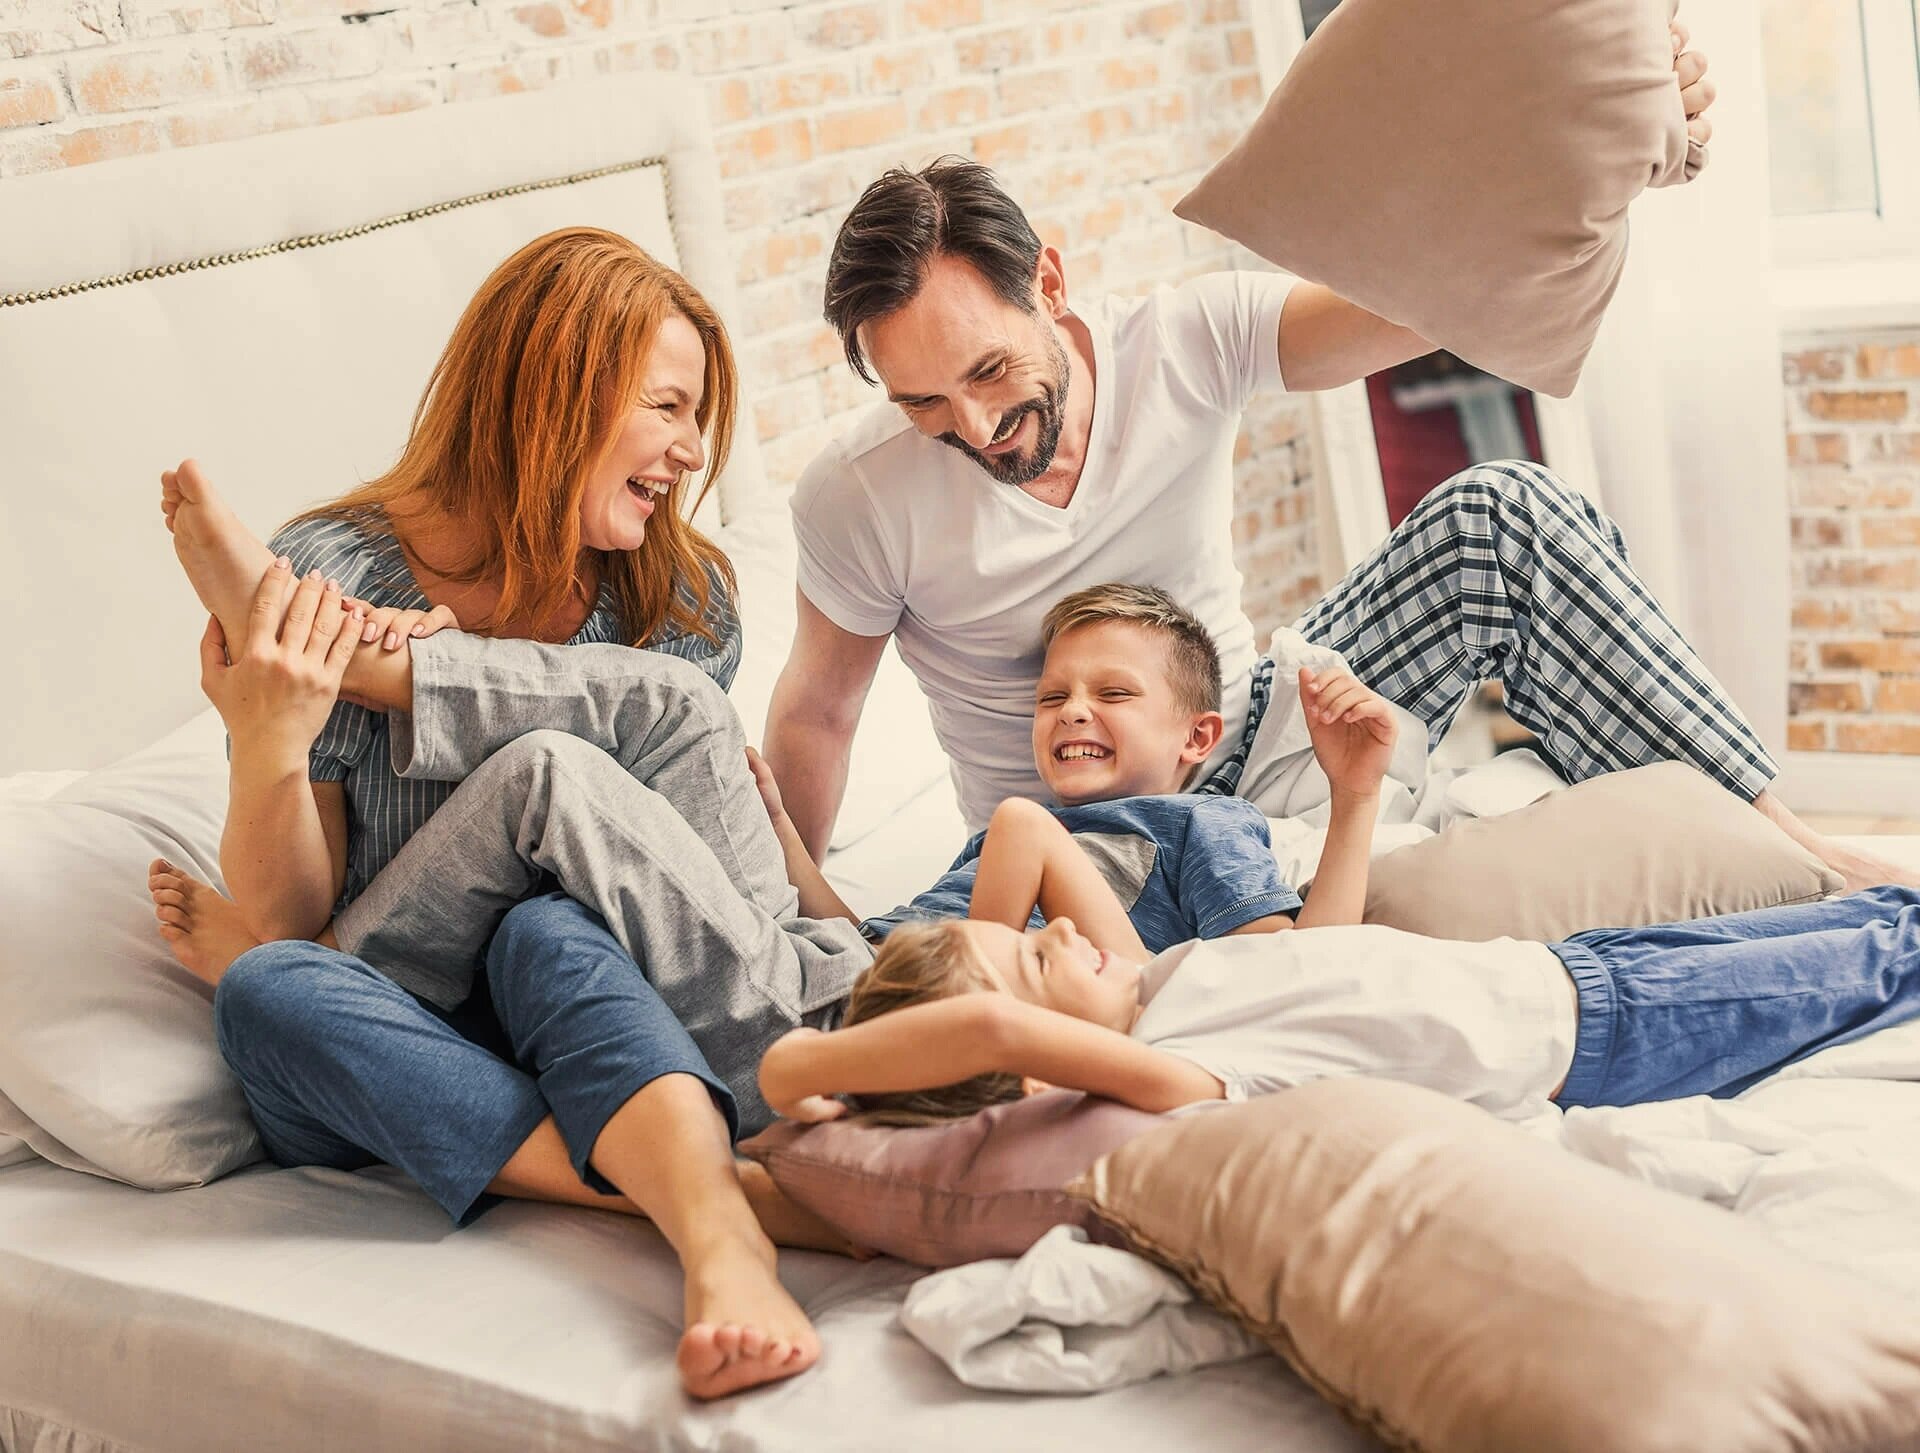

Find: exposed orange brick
1040;17;1095;56
402;6;496;66
1878;678;1920;713
1820;639;1920;673
956;26;1032;70
1226;26;1256;66
1789;681;1866;714
971;122;1030;166
738;275;819;336
161;88;303;147
1184;31;1229;72
1076;196;1127;243
10;116;164;171
68;41;222;114
716;116;810;177
1786;432;1849;466
1857;344;1920;380
796;4;884;50
592;39;680;76
743;324;845;388
916;83;988;131
1790;514;1848;548
710;75;753;124
1806;556;1920;592
1783;347;1847;384
736;226;824;284
681;19;787;74
0;67;64;127
754;65;850;114
815;99;905;153
1834;720;1920;755
1792;597;1855;632
1861;516;1920;548
1792;471;1915;510
1079;100;1137;144
858;44;938;94
1786;720;1830;752
903;0;983;32
1864;433;1920;464
997;65;1075;114
1806;389;1911;424
307;76;434;123
818;361;879;416
1098;56;1159;90
1876;595;1920;634
754;377;823;444
507;3;566;39
1198;0;1246;21
1125;2;1185;40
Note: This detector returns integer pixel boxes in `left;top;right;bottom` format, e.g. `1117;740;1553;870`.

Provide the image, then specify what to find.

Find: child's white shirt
1132;927;1578;1123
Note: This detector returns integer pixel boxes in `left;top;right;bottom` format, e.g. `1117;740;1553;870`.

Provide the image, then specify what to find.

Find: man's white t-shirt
791;272;1294;830
1133;928;1579;1124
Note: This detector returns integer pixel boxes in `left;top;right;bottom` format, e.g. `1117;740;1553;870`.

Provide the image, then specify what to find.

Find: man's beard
938;332;1070;487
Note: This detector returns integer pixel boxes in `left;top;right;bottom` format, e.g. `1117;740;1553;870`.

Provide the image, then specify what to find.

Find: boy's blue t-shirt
860;794;1302;951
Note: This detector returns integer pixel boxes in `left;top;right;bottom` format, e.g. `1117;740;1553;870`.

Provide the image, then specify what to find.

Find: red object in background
1366;369;1545;528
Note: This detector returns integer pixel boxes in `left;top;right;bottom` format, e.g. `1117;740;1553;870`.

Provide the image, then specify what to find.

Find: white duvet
904;1010;1920;1393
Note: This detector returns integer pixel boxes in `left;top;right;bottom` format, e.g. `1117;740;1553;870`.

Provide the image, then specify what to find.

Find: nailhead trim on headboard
2;155;673;309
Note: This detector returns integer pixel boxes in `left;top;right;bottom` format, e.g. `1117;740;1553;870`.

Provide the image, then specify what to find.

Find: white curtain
1574;0;1789;751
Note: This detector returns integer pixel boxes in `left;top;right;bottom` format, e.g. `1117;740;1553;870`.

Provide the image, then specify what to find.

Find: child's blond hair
841;921;1026;1125
1040;582;1222;715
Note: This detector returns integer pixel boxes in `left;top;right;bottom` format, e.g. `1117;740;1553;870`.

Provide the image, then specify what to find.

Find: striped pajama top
268;508;743;911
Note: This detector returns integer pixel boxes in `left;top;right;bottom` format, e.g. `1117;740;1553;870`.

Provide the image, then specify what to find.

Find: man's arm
1276;283;1433;394
763;591;891;861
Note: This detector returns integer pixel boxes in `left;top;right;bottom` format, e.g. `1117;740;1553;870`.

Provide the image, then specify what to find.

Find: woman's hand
745;746;789;827
1672;18;1715;148
201;561;364;767
345;598;460;654
1300;665;1397;801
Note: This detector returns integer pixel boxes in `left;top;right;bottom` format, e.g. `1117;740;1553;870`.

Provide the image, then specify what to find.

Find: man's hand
200;560;364;767
1300;665;1397;800
760;1028;851;1123
1672;17;1715;148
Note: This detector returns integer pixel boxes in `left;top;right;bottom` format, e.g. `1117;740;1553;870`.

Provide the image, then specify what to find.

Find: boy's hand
1300;666;1397;799
745;746;787;826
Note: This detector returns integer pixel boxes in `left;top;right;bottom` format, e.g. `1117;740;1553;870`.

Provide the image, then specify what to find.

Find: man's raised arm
1275;283;1432;393
763;591;890;861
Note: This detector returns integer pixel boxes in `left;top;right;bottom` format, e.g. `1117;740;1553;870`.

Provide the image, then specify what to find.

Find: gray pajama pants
330;633;872;1131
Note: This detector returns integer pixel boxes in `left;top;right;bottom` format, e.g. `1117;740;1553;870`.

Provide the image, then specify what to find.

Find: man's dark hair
823;157;1044;385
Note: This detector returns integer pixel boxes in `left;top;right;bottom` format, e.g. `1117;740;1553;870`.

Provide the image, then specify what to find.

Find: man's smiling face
860;254;1070;487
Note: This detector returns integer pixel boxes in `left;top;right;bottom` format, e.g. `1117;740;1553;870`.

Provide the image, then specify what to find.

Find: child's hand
1299;665;1397;799
761;1027;849;1123
745;746;787;826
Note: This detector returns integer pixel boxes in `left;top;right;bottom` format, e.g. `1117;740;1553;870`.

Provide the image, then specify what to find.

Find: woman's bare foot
676;1231;820;1400
737;1159;870;1259
148;859;262;986
160;459;280;646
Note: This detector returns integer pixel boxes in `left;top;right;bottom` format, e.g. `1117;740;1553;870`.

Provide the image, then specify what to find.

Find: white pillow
0;710;262;1188
714;504;949;852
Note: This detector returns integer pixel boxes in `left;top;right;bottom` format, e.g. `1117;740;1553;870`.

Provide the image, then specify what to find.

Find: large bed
4;70;1919;1453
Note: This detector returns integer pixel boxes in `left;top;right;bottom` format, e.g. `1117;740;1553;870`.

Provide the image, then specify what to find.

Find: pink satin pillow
740;1091;1163;1268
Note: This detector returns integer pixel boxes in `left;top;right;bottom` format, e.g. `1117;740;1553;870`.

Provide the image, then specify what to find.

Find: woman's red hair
297;226;737;645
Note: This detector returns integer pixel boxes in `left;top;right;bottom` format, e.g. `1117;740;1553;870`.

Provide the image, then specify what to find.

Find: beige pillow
1364;762;1841;941
1073;1080;1920;1453
1177;0;1703;397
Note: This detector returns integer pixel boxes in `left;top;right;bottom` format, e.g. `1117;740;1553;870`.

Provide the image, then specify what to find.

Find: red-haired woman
146;228;863;1400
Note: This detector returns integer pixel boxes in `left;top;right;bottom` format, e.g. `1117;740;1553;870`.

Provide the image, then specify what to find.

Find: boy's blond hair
1039;583;1222;715
842;921;1026;1125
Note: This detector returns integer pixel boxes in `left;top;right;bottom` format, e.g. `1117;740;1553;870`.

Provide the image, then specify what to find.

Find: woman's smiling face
578;311;709;553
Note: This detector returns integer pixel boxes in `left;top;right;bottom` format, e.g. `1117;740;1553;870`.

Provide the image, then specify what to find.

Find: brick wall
0;0;1323;634
1784;331;1920;757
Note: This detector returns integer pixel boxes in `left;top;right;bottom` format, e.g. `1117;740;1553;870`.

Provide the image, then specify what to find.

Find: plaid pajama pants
1199;460;1777;802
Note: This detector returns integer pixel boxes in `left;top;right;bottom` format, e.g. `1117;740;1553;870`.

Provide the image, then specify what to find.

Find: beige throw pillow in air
1177;0;1705;397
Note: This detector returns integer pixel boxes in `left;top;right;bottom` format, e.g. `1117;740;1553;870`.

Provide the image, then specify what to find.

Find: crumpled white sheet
898;1225;1262;1394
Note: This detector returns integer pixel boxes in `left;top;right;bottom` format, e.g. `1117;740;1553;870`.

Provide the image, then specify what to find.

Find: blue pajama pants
214;891;733;1224
1551;887;1920;1107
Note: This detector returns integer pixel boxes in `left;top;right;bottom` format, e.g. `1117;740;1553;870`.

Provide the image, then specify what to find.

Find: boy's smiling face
1032;619;1224;805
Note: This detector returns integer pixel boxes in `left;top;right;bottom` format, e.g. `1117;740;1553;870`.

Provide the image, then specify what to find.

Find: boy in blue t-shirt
753;582;1399;952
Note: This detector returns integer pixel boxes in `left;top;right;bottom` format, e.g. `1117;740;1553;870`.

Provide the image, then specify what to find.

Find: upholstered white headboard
0;75;766;775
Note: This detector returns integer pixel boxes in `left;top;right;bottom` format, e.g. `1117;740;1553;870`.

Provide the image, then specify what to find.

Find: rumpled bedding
903;1018;1920;1391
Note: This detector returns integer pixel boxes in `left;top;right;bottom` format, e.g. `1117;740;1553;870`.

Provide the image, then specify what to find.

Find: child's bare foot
736;1160;870;1259
160;459;280;647
676;1232;820;1399
147;859;261;986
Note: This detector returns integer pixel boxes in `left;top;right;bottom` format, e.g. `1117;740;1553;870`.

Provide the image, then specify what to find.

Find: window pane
1762;0;1880;216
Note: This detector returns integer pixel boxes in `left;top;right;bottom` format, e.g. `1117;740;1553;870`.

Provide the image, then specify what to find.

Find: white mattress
0;1156;1367;1453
